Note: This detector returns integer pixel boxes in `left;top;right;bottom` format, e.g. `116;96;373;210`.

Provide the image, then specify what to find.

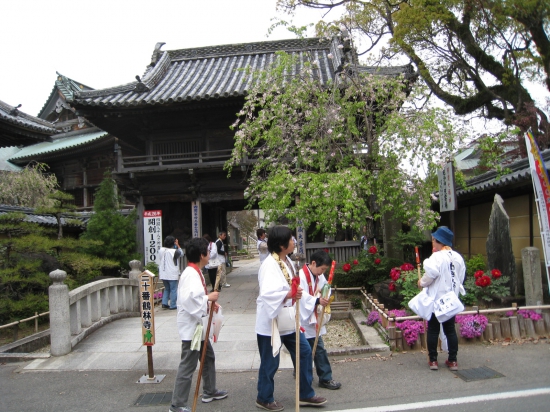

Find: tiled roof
69;37;414;108
38;73;94;119
456;149;550;197
0;204;85;228
8;129;109;162
0;146;22;171
0;100;57;135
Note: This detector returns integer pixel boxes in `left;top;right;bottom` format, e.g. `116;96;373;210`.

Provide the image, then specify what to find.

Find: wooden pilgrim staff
415;246;429;359
191;272;221;412
311;260;336;358
294;282;300;412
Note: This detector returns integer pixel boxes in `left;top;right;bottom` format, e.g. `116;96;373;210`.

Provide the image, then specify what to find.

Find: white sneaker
223;283;231;287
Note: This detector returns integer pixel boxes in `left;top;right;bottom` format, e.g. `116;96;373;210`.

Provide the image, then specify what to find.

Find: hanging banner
438;162;457;212
191;200;201;239
144;210;162;264
524;131;550;293
139;270;156;346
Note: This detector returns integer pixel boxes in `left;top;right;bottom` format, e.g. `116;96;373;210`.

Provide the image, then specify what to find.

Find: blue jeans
257;333;315;403
162;279;178;309
306;336;332;382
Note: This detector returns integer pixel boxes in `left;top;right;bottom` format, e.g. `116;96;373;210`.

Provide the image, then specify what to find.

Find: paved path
23;258;299;372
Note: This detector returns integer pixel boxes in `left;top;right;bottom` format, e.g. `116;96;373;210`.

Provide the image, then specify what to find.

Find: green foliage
278;0;550;145
144;261;159;276
0;162;58;208
393;270;422;307
465;254;486;278
464;272;511;304
226;50;462;235
37;190;81;240
81;173;140;267
330;248;392;290
391;229;426;264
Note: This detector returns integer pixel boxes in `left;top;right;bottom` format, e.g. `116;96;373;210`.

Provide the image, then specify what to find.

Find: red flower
491;269;502;279
323;248;329;253
342;263;352;272
475;275;492;287
390;267;401;281
474;270;484;279
400;263;415;271
389;281;396;292
368;246;378;254
353;259;359;265
374;258;381;265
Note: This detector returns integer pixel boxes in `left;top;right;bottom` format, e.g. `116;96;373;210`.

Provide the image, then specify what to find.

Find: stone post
49;269;71;356
128;260;142;281
521;247;543;306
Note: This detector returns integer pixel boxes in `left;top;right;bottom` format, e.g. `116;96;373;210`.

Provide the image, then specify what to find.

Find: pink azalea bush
367;311;381;326
455;314;488;338
505;309;543;321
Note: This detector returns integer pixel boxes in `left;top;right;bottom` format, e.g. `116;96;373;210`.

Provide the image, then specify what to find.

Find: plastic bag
212;306;224;343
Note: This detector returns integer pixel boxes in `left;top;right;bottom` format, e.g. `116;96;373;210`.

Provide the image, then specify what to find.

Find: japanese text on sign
143;210;162;264
139;271;156;346
296;220;306;257
437;162;457;212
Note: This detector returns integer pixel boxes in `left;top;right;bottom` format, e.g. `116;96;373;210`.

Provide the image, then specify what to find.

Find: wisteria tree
277;0;550;149
226;51;464;235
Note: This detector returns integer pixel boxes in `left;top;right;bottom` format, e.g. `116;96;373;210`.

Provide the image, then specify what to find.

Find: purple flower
456;314;488;338
367;311;380;326
392;320;425;346
517;309;543;321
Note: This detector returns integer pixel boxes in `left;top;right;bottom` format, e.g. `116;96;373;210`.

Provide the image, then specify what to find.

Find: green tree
36;190;81;240
0;162;58;207
227;211;259;240
80;173;139;267
278;0;550;148
226;51;463;235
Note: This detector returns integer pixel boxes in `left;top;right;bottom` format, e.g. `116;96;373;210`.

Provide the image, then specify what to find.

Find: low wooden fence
305;241;361;263
0;312;50;343
363;292;550;351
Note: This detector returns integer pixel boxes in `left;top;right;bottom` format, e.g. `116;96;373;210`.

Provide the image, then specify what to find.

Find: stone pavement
22;258;301;372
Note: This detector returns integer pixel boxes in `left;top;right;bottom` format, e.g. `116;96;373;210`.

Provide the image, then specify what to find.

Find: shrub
463;268;510;303
332;248;393;290
455;314;488;338
388;264;422;308
367;311;380;326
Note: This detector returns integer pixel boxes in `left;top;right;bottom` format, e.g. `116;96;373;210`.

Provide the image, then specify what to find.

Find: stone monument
486;194;518;295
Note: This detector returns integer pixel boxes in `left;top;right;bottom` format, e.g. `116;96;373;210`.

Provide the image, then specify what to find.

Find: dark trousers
306;336;333;382
207;268;218;291
256;333;315;403
427;313;458;362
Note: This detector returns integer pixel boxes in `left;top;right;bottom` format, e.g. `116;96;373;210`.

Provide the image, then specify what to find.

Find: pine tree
81;173;139;267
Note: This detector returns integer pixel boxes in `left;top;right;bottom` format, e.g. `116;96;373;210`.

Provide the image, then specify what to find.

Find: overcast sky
1;0;331;116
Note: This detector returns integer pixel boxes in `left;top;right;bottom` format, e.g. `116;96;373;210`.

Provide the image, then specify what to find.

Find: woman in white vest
159;235;183;310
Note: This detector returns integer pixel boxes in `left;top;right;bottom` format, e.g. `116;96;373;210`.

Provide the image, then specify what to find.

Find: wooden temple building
1;34;413;260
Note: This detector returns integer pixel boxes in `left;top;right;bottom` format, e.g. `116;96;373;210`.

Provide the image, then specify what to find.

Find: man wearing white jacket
419;226;466;372
169;237;228;412
299;249;341;390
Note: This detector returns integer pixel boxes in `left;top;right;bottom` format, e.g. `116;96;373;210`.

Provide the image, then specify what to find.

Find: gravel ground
324;318;363;348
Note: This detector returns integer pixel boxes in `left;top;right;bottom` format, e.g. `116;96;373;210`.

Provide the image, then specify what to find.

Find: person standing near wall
256;228;269;265
215;231;230;288
418;226;466;371
159;235;183;310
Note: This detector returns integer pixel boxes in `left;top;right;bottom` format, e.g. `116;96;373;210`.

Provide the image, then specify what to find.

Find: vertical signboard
144;210;162;264
437;162;457;212
139;271;156;346
296;220;306;257
191;200;201;239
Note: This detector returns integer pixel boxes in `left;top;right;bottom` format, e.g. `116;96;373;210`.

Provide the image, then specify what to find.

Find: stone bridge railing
49;269;140;356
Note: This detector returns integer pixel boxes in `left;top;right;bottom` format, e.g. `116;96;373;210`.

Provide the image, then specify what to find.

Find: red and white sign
144;210;162;264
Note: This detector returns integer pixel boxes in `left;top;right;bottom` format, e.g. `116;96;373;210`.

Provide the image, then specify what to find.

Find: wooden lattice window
152;139;201;159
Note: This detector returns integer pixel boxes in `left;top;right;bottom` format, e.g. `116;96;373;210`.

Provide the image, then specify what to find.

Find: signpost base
136;374;166;384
